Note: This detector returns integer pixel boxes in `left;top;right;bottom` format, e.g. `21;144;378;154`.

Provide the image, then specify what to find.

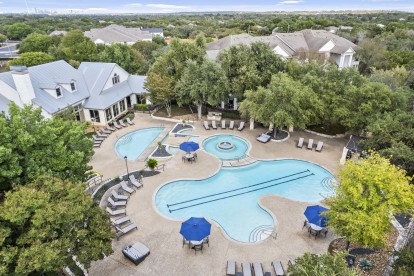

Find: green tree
326;153;414;250
152;35;167;46
146;158;158;171
356;38;387;74
6;52;54;70
98;43;145;74
392;246;414;276
19;33;54;53
144;72;174;117
239;73;321;137
0;104;93;192
4;23;33;40
0;34;6;44
0;176;113;274
175;59;228;119
61;30;97;62
288;252;358;276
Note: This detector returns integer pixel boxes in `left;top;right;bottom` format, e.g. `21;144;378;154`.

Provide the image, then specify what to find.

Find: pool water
155;159;335;243
203;134;249;160
115;128;164;160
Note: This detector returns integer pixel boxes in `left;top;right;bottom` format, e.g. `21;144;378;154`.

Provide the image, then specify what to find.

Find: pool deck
89;113;347;276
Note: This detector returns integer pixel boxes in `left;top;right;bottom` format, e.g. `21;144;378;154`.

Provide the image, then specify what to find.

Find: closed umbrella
304;205;328;227
179;141;199;153
180;217;211;241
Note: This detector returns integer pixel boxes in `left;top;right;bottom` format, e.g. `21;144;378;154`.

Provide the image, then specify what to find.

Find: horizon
1;0;414;14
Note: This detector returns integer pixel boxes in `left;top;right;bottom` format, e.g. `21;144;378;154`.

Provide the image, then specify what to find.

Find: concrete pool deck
89;113;347;276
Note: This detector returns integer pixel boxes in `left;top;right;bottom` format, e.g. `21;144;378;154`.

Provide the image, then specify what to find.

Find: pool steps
137;128;172;162
222;155;257;167
249;225;274;242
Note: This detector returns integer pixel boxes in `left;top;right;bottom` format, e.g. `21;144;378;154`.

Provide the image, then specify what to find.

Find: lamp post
124;156;129;178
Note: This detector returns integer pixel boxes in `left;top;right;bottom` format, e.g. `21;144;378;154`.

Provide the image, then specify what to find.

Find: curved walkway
89;114;347;276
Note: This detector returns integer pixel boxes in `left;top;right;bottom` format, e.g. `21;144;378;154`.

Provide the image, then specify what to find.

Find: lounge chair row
297;138;324;152
204;120;245;131
227;260;295;276
92;118;135;148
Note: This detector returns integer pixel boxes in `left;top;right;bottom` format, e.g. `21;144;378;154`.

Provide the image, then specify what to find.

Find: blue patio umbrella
180;217;211;241
179;141;200;153
304;205;329;227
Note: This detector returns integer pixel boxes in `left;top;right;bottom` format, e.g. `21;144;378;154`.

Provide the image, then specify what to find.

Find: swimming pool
115;128;164;160
203;134;249;160
155;159;335;243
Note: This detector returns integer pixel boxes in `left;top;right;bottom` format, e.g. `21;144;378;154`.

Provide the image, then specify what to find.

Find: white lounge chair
253;263;264;276
307;139;314;150
92;135;104;141
129;175;143;189
106;207;126;216
108;197;127;208
229;121;235;130
203;121;210;130
126;117;135;125
221;120;226;129
116;223;138;240
238;121;245;131
111;216;130;226
211;120;217;129
227;260;236;276
316;141;324;152
257;133;271;143
93;143;101;148
120;181;135;194
113;121;122;129
106;125;116;132
101;128;111;135
297;137;304;148
272;261;286;276
119;120;127;127
242;263;252;276
111;190;129;201
97;131;108;138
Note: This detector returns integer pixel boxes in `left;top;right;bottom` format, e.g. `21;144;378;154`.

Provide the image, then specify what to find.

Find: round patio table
310;223;323;231
190;240;203;245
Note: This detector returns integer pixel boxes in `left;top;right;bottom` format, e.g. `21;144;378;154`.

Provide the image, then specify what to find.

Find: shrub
146;158;158;171
134;103;149;112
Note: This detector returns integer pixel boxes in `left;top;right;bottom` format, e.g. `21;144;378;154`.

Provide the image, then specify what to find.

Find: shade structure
180;217;211;241
179;141;199;153
304;205;329;227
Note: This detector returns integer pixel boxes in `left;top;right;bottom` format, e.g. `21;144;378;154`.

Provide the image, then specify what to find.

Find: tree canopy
18;33;54;53
0;104;93;192
98;43;145;74
4;23;33;40
60;30;97;63
6;52;55;70
326;153;414;249
0;176;113;275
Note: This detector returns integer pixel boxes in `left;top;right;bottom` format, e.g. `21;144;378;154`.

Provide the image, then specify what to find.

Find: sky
0;0;413;14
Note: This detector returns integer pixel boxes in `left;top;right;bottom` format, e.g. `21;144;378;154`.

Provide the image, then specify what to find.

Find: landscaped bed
308;124;347;136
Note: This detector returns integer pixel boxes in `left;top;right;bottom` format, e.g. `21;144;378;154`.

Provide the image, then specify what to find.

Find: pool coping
151;157;336;246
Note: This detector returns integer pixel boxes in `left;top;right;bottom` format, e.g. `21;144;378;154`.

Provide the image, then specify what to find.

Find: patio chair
106;125;116;132
113;121;122;129
203;236;209;247
203;121;210;130
106;207;126;216
119;120;127;127
126;117;135;125
116;223;138;240
111;216;131;226
288;259;295;267
97;131;108;138
93;135;104;141
111;190;129;201
227;260;236;276
93;142;102;148
193;243;203;255
182;238;191;248
101;128;111;135
120;181;135;194
272;261;286;276
108;197;127;208
297;137;304;148
229;121;235;130
253;263;264;276
211;120;217;129
237;121;245;131
308;227;319;239
257;133;271;143
307;139;314;150
221;120;226;129
242;263;252;276
316;141;324;152
129;175;143;189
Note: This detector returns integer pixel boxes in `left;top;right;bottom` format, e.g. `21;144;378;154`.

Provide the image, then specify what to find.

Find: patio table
309;223;323;231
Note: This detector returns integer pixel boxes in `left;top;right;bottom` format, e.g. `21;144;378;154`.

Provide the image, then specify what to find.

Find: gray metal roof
79;62;116;96
0;71;17;90
28;60;90;114
128;75;148;94
141;28;163;34
84;24;153;44
0;94;10;117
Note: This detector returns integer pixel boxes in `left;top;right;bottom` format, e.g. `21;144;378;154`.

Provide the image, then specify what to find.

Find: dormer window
112;73;120;85
70;81;76;92
56;87;62;98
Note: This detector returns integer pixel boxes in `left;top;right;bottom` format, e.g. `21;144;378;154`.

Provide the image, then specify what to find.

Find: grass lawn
154;105;194;118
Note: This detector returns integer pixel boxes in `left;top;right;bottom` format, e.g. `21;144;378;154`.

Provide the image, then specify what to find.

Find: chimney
10;66;36;105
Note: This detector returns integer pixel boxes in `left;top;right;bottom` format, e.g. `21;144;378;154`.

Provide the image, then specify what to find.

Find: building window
112;73;120;85
70;81;76;91
56;87;62;98
105;108;112;121
113;104;119;117
89;110;101;123
119;100;126;112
